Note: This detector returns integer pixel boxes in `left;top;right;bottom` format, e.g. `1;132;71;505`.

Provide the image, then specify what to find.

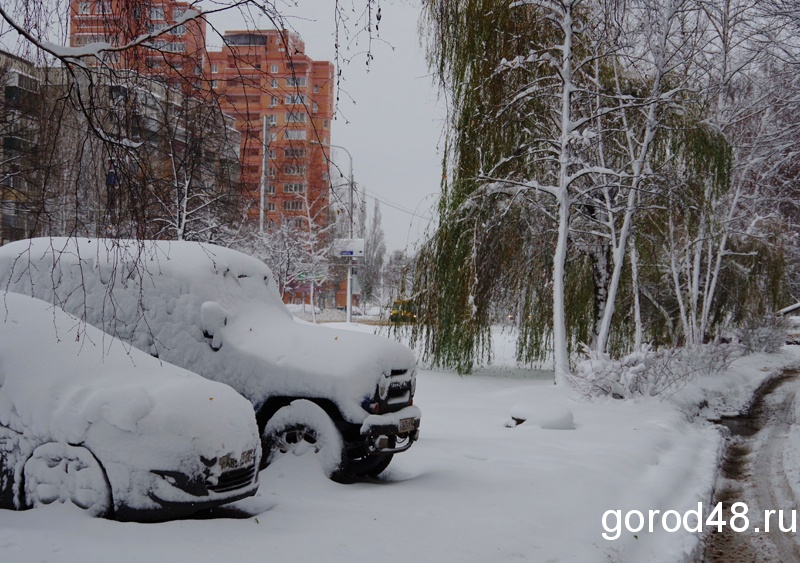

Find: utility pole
341;146;355;323
259;115;270;233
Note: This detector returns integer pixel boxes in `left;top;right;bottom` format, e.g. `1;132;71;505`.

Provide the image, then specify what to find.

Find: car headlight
151;469;208;497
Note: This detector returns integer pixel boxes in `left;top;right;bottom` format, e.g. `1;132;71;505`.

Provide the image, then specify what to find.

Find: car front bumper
359;405;421;454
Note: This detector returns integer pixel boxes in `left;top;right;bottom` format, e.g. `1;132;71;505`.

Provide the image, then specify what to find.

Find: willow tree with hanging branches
412;0;800;379
411;0;686;380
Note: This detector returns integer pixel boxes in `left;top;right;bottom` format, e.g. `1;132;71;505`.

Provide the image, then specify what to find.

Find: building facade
0;51;41;245
68;0;206;81
0;48;241;245
206;30;334;230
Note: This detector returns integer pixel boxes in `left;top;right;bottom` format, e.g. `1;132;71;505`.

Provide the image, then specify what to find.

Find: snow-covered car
0;238;420;480
0;291;261;521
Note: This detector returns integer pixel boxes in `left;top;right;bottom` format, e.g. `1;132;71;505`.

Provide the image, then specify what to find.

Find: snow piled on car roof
0;238;416;422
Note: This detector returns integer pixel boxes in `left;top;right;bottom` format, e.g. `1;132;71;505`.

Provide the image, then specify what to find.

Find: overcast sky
208;0;445;253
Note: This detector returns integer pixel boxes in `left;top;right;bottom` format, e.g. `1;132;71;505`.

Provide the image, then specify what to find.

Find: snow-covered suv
0;238;420;480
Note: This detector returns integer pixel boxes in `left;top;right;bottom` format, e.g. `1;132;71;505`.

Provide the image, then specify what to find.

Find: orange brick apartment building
68;0;206;78
207;30;334;229
68;1;334;230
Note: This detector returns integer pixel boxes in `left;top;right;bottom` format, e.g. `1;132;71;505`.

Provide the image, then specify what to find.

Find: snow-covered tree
148;94;242;243
413;0;800;378
361;200;386;304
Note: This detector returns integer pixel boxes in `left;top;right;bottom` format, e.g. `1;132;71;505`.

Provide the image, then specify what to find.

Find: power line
361;188;435;221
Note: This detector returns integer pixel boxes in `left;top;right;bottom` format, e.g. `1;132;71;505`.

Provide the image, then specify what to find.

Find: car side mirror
201;302;228;350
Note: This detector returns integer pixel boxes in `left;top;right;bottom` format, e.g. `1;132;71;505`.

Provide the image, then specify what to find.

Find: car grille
381;369;414;413
207;463;257;494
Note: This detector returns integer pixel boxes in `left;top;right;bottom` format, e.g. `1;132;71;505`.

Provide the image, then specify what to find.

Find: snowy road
705;369;800;561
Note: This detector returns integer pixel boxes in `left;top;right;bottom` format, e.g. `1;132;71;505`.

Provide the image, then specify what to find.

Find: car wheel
366;454;394;478
262;400;345;480
23;443;113;517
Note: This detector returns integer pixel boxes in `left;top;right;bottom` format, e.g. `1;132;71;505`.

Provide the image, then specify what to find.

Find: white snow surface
508;402;575;430
0;238;416;423
0;291;259;512
1;312;798;561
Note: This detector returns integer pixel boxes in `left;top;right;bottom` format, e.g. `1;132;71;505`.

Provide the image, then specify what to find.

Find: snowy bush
734;315;789;355
573;344;739;399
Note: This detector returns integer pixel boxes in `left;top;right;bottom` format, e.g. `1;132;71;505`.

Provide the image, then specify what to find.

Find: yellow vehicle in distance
390;299;416;323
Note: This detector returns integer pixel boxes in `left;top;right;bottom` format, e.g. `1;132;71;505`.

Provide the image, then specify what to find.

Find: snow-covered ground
1;318;798;562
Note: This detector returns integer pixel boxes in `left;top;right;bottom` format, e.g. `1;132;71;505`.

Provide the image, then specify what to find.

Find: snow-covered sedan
0;291;261;521
0;238;420;480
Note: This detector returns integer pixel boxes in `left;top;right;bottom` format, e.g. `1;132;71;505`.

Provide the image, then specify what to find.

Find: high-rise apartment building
68;0;206;79
68;2;335;231
207;30;334;229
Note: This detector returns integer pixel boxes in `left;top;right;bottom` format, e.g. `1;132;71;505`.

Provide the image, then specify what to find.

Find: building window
270;96;278;107
173;8;184;19
267;114;277;126
270;64;279;73
284;200;304;210
284;183;306;194
268;168;276;179
284;148;307;158
284;165;306;176
210;64;218;73
267;202;276;211
271;79;278;88
285;129;306;140
270;132;278;142
170;25;186;36
78;2;91;14
313;84;319;93
97;2;111;14
269;149;277;159
211;80;218;89
285;94;305;104
286;111;306;123
150;7;165;20
286;76;307;87
324;119;329;129
165;42;186;52
313;102;318;113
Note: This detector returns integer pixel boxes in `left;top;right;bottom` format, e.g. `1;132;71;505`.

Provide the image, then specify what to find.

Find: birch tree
414;0;799;378
648;0;800;345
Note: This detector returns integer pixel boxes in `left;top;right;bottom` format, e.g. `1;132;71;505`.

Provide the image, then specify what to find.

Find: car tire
23;443;113;517
364;454;394;478
261;400;345;480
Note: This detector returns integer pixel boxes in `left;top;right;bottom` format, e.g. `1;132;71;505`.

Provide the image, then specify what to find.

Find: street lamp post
314;141;355;323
